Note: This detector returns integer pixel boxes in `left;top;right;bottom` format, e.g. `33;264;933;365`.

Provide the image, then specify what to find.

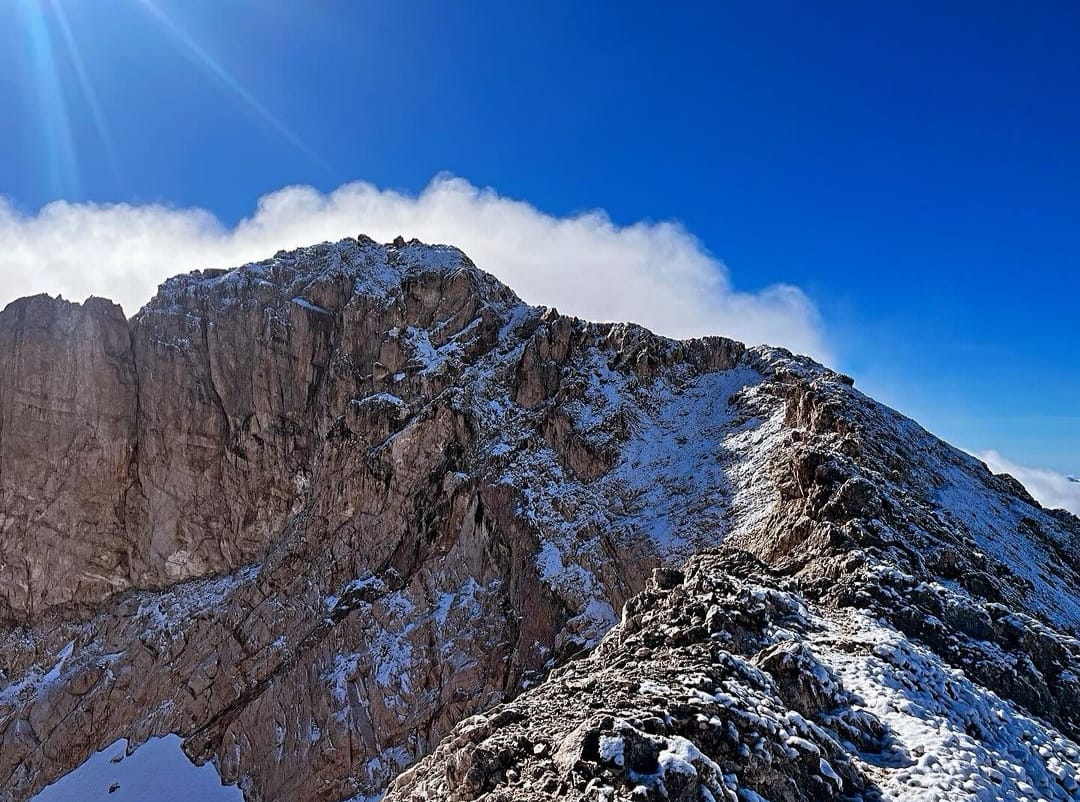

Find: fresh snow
934;452;1080;627
290;296;330;315
395;326;450;375
816;609;1080;801
0;640;74;705
148;238;469;320
29;735;241;802
468;335;781;650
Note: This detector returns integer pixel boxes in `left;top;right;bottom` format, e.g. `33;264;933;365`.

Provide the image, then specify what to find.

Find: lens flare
130;0;329;171
14;0;330;199
15;0;81;197
45;0;120;180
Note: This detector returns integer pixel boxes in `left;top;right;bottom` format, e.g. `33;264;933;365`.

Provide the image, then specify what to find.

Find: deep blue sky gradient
2;1;1077;471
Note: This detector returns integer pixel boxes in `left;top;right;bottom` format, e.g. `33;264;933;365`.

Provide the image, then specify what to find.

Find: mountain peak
140;235;511;317
3;239;1078;802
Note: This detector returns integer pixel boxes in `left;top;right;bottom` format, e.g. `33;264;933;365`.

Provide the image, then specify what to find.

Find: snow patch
817;609;1080;801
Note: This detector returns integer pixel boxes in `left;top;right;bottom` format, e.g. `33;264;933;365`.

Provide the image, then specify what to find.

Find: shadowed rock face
1;237;1078;802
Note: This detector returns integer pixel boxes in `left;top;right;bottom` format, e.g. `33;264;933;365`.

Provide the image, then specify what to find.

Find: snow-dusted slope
1;237;1078;802
387;553;1080;801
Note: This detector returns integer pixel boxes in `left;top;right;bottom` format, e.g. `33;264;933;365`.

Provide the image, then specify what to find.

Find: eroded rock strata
1;238;1077;801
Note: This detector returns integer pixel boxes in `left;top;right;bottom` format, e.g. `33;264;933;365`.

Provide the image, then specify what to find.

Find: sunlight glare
44;0;120;176
16;0;81;196
129;0;329;170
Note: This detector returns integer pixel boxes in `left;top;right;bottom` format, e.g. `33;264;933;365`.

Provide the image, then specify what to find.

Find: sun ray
15;0;81;197
130;0;330;172
45;0;120;178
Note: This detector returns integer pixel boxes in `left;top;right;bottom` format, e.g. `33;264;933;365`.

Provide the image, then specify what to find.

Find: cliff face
0;238;1078;802
0;295;138;615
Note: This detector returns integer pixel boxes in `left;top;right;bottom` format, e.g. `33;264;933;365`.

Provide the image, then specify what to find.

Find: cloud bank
976;449;1080;516
0;176;829;360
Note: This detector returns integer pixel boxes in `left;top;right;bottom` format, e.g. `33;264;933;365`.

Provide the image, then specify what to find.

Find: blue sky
1;1;1077;477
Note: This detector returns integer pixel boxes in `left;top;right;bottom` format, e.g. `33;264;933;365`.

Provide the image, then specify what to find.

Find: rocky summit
0;237;1077;802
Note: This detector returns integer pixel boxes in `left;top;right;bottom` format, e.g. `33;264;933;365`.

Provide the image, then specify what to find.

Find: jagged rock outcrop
387;551;1079;801
386;553;888;802
1;237;1078;802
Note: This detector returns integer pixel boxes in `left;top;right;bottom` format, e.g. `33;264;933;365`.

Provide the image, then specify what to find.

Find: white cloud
976;449;1080;516
0;175;829;360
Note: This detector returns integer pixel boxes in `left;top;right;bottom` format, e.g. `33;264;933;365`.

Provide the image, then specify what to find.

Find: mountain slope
0;238;1077;802
387;552;1079;801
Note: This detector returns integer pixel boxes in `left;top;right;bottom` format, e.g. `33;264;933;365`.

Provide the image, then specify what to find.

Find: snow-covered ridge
139;236;505;317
